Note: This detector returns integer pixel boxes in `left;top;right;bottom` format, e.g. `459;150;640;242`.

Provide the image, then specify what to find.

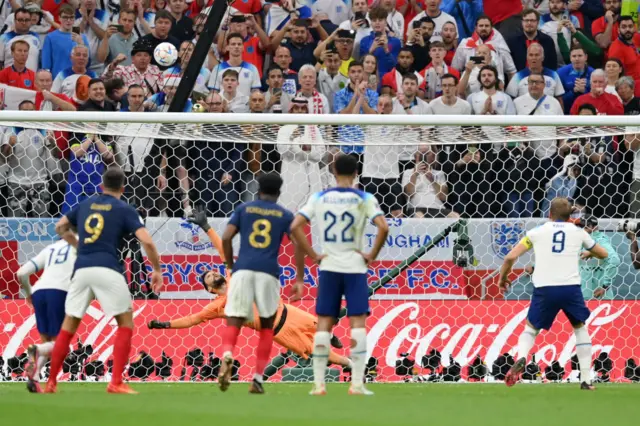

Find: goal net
1;112;639;384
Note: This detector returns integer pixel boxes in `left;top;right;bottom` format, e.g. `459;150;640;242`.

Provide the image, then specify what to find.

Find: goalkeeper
147;209;350;370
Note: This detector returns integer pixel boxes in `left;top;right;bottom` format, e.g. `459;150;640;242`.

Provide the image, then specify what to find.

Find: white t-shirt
298;187;383;274
312;0;351;25
362;124;404;179
75;9;110;73
29;240;77;293
429;96;472;140
222;92;250;113
505;69;565;98
467;90;516;115
0;31;41;71
514;93;563;159
524;221;595;287
407;11;457;41
208;61;262;97
401;167;446;209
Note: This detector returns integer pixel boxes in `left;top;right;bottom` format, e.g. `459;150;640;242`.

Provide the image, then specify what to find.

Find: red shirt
219;36;264;77
0;66;35;89
570;92;624;115
445;48;455;66
608;38;640;81
418;64;460;92
42;0;70;23
35;91;74;158
395;0;426;36
188;0;262;16
483;0;522;25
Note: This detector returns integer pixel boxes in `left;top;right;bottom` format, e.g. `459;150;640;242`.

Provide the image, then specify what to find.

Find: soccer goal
0;111;639;384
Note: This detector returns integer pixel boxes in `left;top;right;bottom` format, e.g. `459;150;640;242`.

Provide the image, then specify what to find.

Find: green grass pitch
1;382;639;426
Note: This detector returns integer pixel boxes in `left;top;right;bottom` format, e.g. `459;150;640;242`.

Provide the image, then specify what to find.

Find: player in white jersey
291;154;389;396
498;198;608;390
16;239;76;393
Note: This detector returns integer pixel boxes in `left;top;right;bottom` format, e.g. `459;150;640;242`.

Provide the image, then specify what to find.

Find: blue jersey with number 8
66;194;144;274
229;199;294;278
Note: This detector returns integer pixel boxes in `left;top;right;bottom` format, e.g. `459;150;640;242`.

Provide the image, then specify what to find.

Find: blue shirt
66;193;144;273
557;64;594;115
333;85;378;154
229;199;294;278
358;32;401;76
68;139;106;190
41;30;91;79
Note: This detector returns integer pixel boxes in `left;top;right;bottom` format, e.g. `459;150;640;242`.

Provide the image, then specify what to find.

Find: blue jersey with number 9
66;194;144;273
229;199;294;278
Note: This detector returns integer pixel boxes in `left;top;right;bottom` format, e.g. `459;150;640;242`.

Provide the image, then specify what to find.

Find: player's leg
345;273;373;395
312;271;343;395
562;285;594;390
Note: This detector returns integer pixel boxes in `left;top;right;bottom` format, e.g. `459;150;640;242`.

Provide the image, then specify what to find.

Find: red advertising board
1;300;638;381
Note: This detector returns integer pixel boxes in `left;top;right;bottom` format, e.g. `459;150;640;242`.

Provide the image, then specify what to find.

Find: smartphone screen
72;26;80;34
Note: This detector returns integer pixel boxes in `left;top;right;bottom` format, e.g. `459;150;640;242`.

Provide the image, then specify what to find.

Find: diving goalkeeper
147;209;350;370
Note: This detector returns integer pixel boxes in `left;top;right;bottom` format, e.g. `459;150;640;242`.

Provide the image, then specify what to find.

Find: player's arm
360;215;389;264
582;242;608;260
498;237;532;291
221;223;239;271
135;227;163;293
149;297;226;329
187;207;225;260
55;216;78;248
289;214;324;301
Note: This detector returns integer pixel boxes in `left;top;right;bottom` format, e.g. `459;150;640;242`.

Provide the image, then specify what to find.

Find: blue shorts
528;285;590;331
316;271;369;318
32;289;67;337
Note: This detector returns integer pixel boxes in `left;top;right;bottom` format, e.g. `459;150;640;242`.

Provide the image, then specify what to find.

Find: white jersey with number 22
523;221;595;288
298;188;384;274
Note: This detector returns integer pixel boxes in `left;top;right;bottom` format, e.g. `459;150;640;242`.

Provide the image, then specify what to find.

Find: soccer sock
36;341;54;357
574;325;592;383
221;325;241;358
312;331;331;388
351;328;367;386
35;356;47;380
111;326;133;386
254;328;274;383
517;325;539;361
47;330;73;386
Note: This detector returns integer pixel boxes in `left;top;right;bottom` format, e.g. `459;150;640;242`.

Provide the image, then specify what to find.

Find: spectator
457;44;502;97
593;0;622;51
393;74;431;173
441;20;457;64
407;0;457;42
75;0;109;74
467;65;516;114
362;53;379;91
333;60;378;166
264;0;312;36
162;40;210;95
538;0;581;68
218;69;249;113
145;77;193;111
102;39;162;96
540;151;584;217
274;18;326;72
359;8;401;76
406;16;435;71
617;76;640;115
63;81;115;213
14;2;57;44
167;0;194;42
607;16;640;82
361;94;403;217
33;69;76;111
497;143;543;217
140;9;181;68
402;144;456;218
311;0;349;26
557;45;593;113
0;8;41;71
381;48;423;96
96;9;138;66
208;33;261;96
296;64;330;114
51;44;97;100
449;147;495;218
272;45;298;96
248;90;266;113
555;10;602;66
104;78;127;108
430;73;471;114
337;0;371;60
570;69;624;115
441;0;482;40
41;4;90;79
276;97;325;212
452;15;516;81
566;0;605;40
483;0;523;37
514;71;563;161
0;40;35;89
313;28;356;76
420;41;460;101
216;14;269;78
122;0;154;37
604;58;624;100
317;47;348;112
505;43;565;107
378;0;404;38
264;65;292;113
506;9;558;72
1;100;57;218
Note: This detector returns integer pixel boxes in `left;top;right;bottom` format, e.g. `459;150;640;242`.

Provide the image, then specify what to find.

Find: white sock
517;325;539;361
253;373;263;384
35;356;48;380
350;328;367;387
312;331;331;388
574;325;592;383
36;341;54;357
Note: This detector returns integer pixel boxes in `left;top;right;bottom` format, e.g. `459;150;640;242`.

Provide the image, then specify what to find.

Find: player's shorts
225;270;280;319
317;270;369;318
32;289;67;337
65;267;132;318
527;285;590;331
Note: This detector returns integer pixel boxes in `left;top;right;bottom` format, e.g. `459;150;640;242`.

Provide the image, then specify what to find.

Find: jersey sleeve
123;205;145;234
197;297;227;322
582;230;596;250
364;192;384;220
228;205;243;228
30;246;50;272
65;203;80;227
297;192;318;221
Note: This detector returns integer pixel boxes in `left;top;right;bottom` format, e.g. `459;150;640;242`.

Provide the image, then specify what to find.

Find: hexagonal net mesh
1;112;639;384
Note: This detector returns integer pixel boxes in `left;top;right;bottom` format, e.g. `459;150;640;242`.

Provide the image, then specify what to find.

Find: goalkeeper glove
186;206;211;232
148;320;170;329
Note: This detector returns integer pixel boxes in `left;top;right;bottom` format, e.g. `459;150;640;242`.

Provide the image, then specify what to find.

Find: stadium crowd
0;0;639;220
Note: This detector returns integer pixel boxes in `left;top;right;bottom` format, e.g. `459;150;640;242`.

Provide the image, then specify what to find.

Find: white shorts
225;270;280;319
65;267;132;318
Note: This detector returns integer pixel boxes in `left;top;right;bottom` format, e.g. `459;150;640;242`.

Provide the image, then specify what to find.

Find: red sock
255;328;274;378
47;329;73;386
111;327;133;386
221;325;241;356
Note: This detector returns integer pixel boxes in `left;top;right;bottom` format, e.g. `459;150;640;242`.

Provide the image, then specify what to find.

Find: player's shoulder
317;186;368;200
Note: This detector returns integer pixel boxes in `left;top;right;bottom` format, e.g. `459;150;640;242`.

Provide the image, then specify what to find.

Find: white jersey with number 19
29;240;76;293
298;187;384;274
523;221;595;288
